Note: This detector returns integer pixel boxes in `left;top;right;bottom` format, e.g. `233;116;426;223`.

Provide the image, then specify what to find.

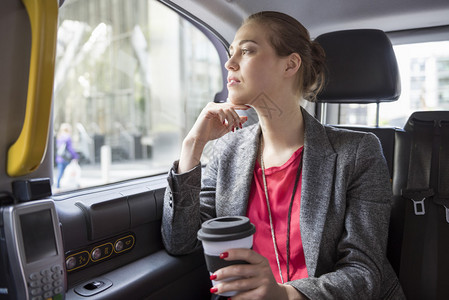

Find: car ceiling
163;0;449;44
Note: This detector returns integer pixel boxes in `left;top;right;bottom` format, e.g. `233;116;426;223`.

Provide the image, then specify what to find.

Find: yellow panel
7;0;58;177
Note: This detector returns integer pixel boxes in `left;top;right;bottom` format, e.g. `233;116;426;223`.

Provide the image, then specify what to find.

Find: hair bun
302;41;326;102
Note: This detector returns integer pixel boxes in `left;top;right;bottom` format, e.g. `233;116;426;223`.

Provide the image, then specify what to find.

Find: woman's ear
285;53;301;77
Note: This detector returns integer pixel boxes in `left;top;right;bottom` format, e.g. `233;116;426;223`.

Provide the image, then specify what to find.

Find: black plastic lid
197;216;256;242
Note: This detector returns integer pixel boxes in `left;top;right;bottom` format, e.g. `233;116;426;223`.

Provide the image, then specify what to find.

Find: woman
162;11;405;299
55;123;79;189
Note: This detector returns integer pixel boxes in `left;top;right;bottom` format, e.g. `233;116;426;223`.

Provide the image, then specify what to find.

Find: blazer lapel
216;110;336;277
217;124;261;217
300;109;337;277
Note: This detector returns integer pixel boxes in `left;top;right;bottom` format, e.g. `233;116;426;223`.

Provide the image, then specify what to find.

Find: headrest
404;111;449;132
315;29;401;104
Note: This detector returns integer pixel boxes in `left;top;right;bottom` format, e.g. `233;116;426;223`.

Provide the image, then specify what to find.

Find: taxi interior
1;0;449;299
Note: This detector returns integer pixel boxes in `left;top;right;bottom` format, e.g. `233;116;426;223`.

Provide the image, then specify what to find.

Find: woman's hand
191;102;250;142
178;102;250;173
210;249;305;300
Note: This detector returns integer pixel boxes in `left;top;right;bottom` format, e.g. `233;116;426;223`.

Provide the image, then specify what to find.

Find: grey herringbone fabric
162;108;405;299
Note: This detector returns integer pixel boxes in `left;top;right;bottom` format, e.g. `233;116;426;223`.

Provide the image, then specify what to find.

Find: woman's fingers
208;248;295;299
225;105;251;131
208;103;250;126
183;101;252;166
213;276;263;296
210;249;274;296
239;116;249;128
221;248;265;265
179;102;251;172
199;102;250;136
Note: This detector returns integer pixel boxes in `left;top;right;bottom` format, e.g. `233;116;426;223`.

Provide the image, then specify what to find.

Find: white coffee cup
197;216;256;297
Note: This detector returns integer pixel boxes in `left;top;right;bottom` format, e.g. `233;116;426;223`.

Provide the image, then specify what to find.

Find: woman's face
225;22;288;105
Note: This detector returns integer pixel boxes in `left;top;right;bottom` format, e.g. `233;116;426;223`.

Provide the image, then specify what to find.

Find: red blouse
246;147;308;283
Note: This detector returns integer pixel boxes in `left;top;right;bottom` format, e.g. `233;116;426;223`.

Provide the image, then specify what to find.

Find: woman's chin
228;95;249;105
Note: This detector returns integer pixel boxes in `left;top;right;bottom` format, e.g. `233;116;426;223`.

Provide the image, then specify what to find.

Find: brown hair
244;11;326;102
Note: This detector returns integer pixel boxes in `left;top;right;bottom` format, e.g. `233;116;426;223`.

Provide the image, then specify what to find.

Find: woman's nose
225;55;238;70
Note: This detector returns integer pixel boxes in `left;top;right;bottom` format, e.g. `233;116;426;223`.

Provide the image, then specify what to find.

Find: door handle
7;0;58;176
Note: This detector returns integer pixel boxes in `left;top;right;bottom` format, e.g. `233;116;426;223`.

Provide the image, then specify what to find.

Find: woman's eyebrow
229;39;258;52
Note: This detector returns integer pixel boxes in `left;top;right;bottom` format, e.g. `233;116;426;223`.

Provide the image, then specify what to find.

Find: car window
53;0;223;192
331;40;449;127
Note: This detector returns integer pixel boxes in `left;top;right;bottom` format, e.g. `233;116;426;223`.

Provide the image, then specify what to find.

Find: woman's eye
242;49;250;54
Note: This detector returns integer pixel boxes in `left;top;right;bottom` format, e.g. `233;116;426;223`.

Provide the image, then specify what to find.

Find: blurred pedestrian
55;123;79;188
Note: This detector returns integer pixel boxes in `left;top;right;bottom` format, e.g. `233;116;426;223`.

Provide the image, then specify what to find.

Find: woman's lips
227;77;241;87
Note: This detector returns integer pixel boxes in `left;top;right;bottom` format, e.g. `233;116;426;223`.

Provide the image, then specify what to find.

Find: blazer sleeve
161;160;203;255
161;156;220;255
288;133;394;299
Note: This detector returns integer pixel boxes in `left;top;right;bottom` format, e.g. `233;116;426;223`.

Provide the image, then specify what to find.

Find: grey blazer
162;108;405;299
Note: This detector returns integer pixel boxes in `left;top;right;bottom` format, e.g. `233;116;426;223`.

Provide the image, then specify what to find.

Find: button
91;248;102;260
43;291;53;298
66;251;89;271
114;235;135;253
51;265;62;273
115;240;124;252
43;284;52;291
54;287;64;294
41;276;51;284
66;256;77;270
91;243;114;262
30;273;40;281
31;288;42;296
30;281;41;288
90;243;113;261
53;279;63;287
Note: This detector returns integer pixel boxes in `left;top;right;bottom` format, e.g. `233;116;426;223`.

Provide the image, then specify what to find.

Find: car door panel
54;176;211;299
